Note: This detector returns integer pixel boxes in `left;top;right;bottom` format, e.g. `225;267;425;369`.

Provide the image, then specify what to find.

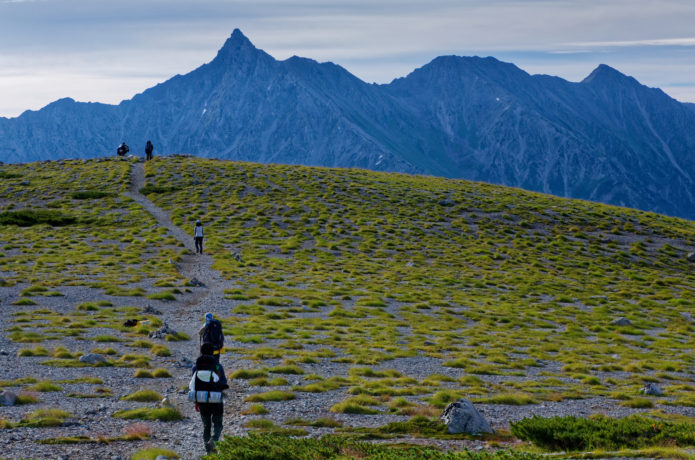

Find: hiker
116;142;129;157
189;342;229;454
199;312;224;363
145;140;154;161
194;219;204;254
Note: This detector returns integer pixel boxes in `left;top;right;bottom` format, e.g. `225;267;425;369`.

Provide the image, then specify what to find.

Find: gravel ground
2;162;694;459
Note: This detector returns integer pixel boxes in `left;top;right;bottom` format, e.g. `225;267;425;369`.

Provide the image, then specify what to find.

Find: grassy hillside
1;156;695;459
145;157;695;396
0;159;183;289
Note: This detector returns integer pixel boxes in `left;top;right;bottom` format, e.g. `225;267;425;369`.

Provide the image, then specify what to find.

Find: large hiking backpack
188;366;223;403
202;319;224;350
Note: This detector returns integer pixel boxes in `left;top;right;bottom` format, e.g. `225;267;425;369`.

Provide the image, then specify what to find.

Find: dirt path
126;161;225;289
125;161;244;456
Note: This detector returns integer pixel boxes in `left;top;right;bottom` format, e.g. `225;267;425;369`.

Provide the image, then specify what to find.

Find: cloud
566;38;695;48
1;0;695;116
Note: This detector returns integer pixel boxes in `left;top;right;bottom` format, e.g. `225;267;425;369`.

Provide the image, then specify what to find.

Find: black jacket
191;354;229;392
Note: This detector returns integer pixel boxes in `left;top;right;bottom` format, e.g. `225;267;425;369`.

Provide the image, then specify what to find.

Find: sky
1;0;695;118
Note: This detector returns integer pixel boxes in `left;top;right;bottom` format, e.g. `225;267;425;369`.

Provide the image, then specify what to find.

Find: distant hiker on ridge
189;341;228;454
145;140;154;161
117;142;129;157
199;312;224;363
194;219;204;254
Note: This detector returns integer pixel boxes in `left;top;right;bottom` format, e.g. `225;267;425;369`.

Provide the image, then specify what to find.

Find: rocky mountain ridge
1;29;695;219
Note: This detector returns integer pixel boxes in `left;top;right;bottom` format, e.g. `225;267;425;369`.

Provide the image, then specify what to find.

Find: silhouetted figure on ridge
116;142;129;157
145;140;154;161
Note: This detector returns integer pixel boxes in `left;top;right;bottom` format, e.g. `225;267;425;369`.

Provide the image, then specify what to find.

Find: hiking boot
205;440;216;453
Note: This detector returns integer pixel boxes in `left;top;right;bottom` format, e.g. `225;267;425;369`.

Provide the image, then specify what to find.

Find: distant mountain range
2;29;695;220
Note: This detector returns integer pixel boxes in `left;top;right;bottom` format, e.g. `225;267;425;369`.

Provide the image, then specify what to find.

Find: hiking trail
126;160;225;294
125;160;244;451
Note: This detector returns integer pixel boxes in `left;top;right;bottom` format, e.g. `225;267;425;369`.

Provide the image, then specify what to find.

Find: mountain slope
386;59;695;217
2;157;695;458
1;30;695;219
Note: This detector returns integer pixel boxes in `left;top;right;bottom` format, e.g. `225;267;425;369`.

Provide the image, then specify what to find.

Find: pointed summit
208;28;276;70
582;64;637;86
215;29;256;57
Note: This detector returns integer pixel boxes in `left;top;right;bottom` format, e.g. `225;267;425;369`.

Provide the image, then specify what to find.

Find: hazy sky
1;0;694;117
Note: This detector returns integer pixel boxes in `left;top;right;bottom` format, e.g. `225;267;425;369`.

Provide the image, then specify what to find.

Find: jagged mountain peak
221;28;254;51
209;28;273;67
582;63;638;86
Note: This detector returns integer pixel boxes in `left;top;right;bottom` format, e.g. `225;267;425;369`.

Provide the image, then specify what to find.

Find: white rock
439;399;493;435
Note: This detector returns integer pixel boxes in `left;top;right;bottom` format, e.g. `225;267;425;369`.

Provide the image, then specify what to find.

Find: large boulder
439;399;493;435
640;383;663;396
79;353;107;364
687;252;695;263
0;390;17;406
611;317;632;326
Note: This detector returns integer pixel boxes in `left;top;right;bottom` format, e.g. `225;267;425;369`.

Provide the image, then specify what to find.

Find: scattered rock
687;252;695;262
188;277;205;287
78;353;107;364
19;181;30;186
143;305;162;315
85;404;108;415
611;317;632;326
233;253;242;262
178;357;194;368
154;456;171;460
0;390;17;406
149;322;178;340
440;399;493;435
159;397;173;407
123;319;138;327
424;340;437;346
405;261;415;267
438;199;456;207
0;350;9;356
640;383;663;396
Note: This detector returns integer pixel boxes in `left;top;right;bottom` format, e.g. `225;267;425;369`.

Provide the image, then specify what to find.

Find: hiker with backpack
117;142;129;157
189;341;229;454
194;219;204;254
199;312;224;363
145;140;154;161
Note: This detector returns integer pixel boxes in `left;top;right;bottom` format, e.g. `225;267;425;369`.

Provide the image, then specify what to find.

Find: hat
205;312;213;324
196;220;201;224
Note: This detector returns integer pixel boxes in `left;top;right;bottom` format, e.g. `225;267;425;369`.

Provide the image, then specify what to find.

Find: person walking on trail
194;219;204;254
116;142;129;157
189;342;229;454
199;313;224;363
145;140;154;161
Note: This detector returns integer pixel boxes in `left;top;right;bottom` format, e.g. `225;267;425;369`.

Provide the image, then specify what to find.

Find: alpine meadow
1;155;695;459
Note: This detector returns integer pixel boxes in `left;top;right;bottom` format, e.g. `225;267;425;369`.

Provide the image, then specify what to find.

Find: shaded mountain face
1;29;695;219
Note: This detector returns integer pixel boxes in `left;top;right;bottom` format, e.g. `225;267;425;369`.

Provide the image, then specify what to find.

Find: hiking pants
199;402;223;444
146;152;152;161
195;237;204;253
